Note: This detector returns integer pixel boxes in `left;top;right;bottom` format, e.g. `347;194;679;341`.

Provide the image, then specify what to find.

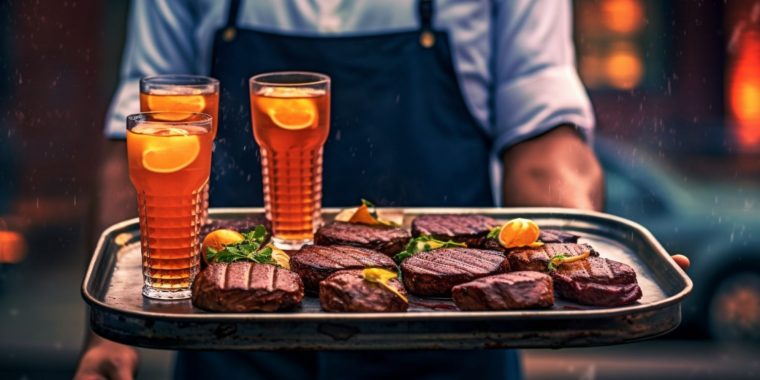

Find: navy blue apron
207;0;493;207
177;0;520;379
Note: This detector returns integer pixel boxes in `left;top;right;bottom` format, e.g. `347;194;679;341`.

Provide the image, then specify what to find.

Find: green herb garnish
547;251;591;272
486;226;501;239
393;235;466;263
206;225;277;265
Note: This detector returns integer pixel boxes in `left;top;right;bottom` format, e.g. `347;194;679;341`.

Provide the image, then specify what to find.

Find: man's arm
501;126;691;270
75;141;140;380
502;125;603;211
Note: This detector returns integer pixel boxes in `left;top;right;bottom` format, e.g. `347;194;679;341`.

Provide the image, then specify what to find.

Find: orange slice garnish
498;218;543;249
202;229;245;264
141;129;200;173
348;204;380;225
146;94;206;121
257;88;317;130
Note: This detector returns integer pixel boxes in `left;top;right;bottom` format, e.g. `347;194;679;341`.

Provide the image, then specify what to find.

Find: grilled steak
551;256;642;307
411;214;499;247
201;216;271;241
508;243;598;272
400;248;508;296
452;271;554;311
482;229;580;252
315;222;411;256
319;270;408;312
290;245;398;291
539;230;579;244
192;262;303;312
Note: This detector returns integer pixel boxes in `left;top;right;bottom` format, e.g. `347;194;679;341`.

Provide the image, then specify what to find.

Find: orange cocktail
140;75;220;221
126;112;213;300
140;75;219;136
250;72;330;249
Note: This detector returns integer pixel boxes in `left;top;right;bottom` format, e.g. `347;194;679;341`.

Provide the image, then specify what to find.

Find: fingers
74;341;138;380
671;254;690;270
112;366;136;380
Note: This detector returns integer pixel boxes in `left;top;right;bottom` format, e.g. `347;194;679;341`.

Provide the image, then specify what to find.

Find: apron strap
418;0;436;48
223;0;242;42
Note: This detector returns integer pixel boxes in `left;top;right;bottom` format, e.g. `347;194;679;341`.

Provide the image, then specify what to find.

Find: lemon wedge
141;133;201;173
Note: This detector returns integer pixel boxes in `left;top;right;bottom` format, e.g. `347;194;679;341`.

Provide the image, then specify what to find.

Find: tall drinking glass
126;112;213;300
140;75;220;222
250;72;330;249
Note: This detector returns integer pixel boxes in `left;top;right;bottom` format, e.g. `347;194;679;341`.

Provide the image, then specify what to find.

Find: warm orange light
601;0;644;34
729;30;760;148
0;231;27;264
604;43;644;90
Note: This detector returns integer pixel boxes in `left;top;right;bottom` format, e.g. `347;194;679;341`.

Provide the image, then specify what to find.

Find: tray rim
82;207;693;323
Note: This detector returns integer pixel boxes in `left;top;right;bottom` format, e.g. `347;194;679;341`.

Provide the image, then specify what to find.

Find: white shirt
106;0;595;203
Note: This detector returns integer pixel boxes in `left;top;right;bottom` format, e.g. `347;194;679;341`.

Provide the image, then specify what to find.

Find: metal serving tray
82;208;692;350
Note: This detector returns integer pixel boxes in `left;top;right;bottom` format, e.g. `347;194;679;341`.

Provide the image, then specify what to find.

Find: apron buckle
223;27;237;42
419;31;435;48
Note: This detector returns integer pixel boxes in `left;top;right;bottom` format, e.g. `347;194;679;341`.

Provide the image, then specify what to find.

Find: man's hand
74;336;139;380
502;126;689;271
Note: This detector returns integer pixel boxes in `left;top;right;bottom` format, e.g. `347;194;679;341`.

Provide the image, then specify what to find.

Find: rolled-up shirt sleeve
104;0;198;139
491;0;594;156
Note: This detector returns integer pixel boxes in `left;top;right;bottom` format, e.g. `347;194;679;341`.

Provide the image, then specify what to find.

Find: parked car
597;138;760;342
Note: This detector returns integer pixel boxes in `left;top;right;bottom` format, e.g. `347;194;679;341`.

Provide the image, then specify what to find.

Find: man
76;1;688;379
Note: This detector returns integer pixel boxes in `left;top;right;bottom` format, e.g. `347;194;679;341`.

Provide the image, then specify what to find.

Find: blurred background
1;0;759;379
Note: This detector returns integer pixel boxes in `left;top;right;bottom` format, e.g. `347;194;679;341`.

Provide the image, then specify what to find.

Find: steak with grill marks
551;256;642;306
319;270;408;312
507;243;598;272
201;216;271;240
314;222;411;256
290;245;398;292
400;248;508;296
452;271;554;310
191;262;304;312
411;214;499;248
539;230;580;244
482;229;580;251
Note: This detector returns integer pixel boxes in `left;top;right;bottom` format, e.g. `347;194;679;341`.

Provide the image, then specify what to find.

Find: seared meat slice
481;229;580;252
201;215;271;237
508;243;598;272
411;214;499;247
315;222;411;256
192;262;303;312
539;230;579;244
400;248;508;296
290;245;398;291
452;271;554;310
551;256;642;307
319;270;408;312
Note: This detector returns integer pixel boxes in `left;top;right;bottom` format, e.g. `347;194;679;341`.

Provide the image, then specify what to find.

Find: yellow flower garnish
361;268;408;303
547;251;591;272
268;244;291;270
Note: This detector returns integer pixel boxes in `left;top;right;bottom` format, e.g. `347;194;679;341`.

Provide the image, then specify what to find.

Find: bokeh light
605;43;644;90
728;29;760;148
601;0;645;35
